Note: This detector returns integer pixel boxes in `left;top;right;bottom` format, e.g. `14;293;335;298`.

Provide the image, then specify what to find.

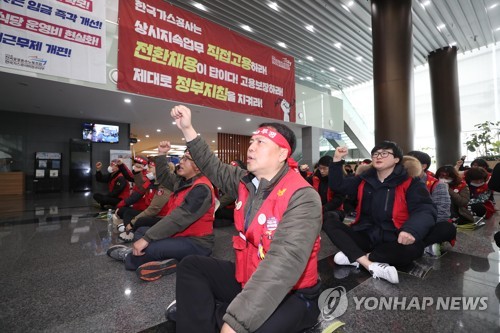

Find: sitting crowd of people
91;104;498;333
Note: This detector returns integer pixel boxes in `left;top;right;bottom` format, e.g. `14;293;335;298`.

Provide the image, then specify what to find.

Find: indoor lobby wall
0;110;129;193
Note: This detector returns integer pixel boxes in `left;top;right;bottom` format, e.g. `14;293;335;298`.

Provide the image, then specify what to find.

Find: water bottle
107;209;113;235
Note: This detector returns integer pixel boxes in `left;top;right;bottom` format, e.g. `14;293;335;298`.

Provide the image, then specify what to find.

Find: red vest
450;180;467;193
167;175;215;238
312;176;334;202
232;170;320;289
354;177;413;229
109;175;130;200
425;172;438;194
471;182;495;219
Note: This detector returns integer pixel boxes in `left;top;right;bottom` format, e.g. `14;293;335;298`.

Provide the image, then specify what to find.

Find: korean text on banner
117;0;296;122
0;0;106;83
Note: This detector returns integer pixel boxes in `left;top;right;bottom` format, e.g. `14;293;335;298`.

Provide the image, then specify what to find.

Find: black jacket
329;161;436;244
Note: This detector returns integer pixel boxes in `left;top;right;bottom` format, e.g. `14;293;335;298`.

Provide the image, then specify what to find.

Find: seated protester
435;165;474;225
113;155;154;227
470;158;493;173
93;159;129;209
214;160;246;228
118;161;173;242
170;105;322;333
107;144;216;282
306;155;345;222
403;155;455;256
328;142;437;284
465;167;495;220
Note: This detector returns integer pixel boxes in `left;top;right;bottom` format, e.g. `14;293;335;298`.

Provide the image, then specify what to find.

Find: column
301;127;321;168
428;46;461;167
371;0;414;153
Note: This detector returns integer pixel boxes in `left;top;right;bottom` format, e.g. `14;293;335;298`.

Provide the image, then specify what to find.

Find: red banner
117;0;296;122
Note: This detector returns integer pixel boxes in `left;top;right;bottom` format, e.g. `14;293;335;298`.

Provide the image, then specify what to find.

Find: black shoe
136;258;178;281
165;299;176;322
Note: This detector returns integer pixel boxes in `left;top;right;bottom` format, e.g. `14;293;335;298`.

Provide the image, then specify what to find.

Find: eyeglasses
371;151;394;159
180;155;193;162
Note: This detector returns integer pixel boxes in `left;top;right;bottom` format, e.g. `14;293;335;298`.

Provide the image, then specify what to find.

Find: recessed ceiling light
212;140;216;143
347;1;354;6
306;76;313;81
268;2;279;11
241;25;252;32
329;66;336;72
192;2;207;11
320;69;325;73
495;27;500;31
341;4;350;12
306;55;314;61
299;77;305;80
356;56;363;62
277;41;287;48
297;59;302;63
348;76;354;81
124;98;131;103
437;24;445;31
145;134;150;138
305;24;314;32
325;84;331;88
489;3;498;10
449;41;457;46
156;129;161;132
334;42;342;49
422;0;431;6
172;121;176;125
182;138;185;141
197;133;201;136
217;126;222;130
137;139;141;142
246;118;251;122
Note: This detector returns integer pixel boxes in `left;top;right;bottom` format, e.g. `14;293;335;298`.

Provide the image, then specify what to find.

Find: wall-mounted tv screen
83;123;119;143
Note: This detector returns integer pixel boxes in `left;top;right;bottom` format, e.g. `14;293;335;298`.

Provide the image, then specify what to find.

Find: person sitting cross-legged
168;104;322;333
107;142;216;281
327;142;437;284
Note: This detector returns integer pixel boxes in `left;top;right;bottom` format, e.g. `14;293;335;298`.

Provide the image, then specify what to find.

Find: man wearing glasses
327;141;437;284
169;105;322;333
107;145;216;282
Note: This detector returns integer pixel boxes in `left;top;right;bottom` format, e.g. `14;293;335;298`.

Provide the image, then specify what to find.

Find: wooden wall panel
217;133;250;165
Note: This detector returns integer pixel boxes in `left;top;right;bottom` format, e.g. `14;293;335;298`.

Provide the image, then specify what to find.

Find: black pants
175;256;320;333
323;219;424;266
422;222;456;246
93;193;120;208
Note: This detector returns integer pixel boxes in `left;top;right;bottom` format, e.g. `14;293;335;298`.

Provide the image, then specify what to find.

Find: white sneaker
425;243;441;257
334;251;359;268
369;262;399;284
119;231;134;242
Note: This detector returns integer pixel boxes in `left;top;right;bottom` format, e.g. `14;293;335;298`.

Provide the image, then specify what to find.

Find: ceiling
1;0;499;152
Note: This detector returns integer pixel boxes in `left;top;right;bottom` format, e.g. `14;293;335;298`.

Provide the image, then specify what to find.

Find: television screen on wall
83;123;119;143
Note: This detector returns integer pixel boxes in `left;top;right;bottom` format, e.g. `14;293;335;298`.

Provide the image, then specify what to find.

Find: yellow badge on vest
277;188;287;196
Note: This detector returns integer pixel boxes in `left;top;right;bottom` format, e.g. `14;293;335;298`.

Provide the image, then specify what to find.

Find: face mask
470;181;485;187
146;172;155;180
107;166;114;173
439;178;451;183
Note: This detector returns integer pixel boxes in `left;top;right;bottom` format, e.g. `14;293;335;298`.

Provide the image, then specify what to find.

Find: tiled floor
0;192;499;332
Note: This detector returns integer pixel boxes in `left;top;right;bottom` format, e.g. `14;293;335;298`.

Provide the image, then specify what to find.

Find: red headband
252;127;298;171
133;156;148;166
252;127;291;157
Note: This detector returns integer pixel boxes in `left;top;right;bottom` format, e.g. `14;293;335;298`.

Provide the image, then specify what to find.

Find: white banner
0;0;106;83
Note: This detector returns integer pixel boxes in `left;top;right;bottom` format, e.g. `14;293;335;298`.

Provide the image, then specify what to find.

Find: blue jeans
124;226;212;270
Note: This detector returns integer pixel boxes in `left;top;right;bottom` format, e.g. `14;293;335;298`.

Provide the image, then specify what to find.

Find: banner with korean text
0;0;106;83
118;0;296;122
